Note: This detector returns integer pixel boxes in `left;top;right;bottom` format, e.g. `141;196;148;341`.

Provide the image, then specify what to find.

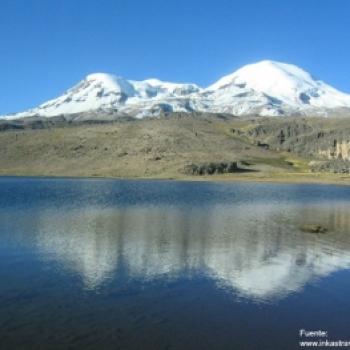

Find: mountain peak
85;72;117;81
208;60;316;95
83;73;136;96
3;60;350;120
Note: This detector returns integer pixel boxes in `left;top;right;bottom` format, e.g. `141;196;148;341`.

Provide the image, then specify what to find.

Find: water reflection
21;201;350;301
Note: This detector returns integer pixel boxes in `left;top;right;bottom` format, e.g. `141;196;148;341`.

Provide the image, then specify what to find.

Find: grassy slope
1;115;349;185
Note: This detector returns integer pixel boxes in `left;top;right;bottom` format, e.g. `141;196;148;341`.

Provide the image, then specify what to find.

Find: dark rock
300;224;328;234
257;141;270;149
184;162;239;175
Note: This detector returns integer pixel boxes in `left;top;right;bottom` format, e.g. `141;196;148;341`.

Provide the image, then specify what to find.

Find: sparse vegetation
0;113;350;185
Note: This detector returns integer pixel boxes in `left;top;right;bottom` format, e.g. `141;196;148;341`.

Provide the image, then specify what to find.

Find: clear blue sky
0;0;349;114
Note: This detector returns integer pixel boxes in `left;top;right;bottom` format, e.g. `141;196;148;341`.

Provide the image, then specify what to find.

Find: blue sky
0;0;349;114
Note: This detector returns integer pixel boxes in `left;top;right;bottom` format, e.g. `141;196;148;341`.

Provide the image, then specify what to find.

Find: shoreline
1;172;350;187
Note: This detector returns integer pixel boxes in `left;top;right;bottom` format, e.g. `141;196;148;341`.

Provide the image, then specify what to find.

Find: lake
1;177;350;350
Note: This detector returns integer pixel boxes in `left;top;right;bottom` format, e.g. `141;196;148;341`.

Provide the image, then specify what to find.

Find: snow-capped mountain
205;60;350;116
4;73;202;120
3;60;350;120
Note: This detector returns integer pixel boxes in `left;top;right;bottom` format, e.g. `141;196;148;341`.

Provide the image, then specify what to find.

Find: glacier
3;60;350;120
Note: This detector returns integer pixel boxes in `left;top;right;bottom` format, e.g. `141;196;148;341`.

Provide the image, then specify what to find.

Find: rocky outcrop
300;224;328;234
243;118;350;166
309;160;350;173
334;140;350;160
184;162;240;175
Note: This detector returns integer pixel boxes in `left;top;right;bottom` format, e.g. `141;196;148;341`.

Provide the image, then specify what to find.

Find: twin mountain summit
3;60;350;120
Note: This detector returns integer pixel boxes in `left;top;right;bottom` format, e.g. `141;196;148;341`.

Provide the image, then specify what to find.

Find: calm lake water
1;177;350;350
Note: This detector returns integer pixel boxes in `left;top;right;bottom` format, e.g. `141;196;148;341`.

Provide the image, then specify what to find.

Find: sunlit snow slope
3;60;350;119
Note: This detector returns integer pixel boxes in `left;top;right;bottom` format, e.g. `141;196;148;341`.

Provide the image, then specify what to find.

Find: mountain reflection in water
2;179;350;350
14;200;350;302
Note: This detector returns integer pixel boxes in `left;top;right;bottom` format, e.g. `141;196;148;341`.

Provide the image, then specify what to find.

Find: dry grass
0;115;349;185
